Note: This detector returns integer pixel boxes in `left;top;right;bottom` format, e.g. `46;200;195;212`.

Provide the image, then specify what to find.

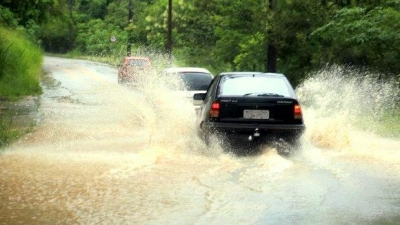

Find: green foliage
2;0;400;86
212;0;270;71
168;0;218;68
75;19;127;56
311;3;400;76
234;32;267;71
0;0;53;25
79;0;109;20
104;1;129;29
141;0;270;72
0;26;43;98
39;17;72;53
270;0;331;86
0;5;19;27
36;0;75;53
143;0;169;49
0;0;54;38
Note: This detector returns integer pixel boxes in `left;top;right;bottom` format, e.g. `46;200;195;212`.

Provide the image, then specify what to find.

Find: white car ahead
162;67;214;109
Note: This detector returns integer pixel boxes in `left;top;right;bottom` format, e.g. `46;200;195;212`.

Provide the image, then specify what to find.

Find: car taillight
210;102;220;118
294;104;302;119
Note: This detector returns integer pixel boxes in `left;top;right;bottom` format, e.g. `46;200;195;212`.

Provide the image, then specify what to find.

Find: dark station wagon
194;72;305;155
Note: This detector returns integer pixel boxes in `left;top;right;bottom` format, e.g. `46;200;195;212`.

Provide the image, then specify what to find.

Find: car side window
205;77;218;101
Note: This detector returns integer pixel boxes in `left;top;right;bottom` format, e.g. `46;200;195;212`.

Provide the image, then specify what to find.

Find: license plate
243;110;269;119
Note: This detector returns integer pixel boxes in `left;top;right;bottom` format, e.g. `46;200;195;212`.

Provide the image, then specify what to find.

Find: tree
267;0;277;72
211;0;270;71
0;6;19;28
311;2;400;76
37;0;74;52
75;18;127;55
0;0;54;37
273;0;332;85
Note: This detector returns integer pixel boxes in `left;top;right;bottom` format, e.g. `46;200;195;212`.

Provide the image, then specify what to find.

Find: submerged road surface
1;57;399;224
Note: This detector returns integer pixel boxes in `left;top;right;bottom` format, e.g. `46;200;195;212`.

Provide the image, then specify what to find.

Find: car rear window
178;72;213;91
220;76;292;97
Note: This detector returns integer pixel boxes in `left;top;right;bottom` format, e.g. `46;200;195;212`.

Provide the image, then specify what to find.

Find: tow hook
248;128;260;141
254;128;260;137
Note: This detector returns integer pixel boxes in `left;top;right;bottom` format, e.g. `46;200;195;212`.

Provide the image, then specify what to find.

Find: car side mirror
193;93;206;101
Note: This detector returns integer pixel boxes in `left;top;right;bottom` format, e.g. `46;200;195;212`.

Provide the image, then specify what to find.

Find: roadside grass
0;114;20;150
0;110;37;152
356;110;400;138
0;26;43;149
0;26;43;100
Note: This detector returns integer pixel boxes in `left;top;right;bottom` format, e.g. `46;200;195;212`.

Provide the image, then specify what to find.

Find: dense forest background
0;0;399;86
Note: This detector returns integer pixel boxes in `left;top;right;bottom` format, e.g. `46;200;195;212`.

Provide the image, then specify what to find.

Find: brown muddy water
0;57;399;225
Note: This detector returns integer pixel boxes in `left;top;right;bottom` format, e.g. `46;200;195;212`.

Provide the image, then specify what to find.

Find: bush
0;26;43;99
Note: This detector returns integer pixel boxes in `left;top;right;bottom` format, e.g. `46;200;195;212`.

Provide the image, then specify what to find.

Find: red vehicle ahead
118;56;152;84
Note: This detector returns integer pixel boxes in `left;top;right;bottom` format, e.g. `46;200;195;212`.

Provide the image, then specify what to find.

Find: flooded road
1;57;399;224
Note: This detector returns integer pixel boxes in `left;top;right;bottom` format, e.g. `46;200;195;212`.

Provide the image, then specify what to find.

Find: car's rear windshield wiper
243;92;284;97
243;93;256;96
257;93;285;97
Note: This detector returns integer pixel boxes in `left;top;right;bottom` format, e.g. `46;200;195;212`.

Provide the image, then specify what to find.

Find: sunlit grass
0;26;43;148
0;26;43;99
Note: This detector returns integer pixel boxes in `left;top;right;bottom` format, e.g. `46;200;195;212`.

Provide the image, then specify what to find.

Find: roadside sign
110;36;117;42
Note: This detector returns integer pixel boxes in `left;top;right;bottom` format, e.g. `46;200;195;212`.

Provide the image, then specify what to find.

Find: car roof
164;67;212;74
219;72;286;78
124;56;150;60
218;71;263;76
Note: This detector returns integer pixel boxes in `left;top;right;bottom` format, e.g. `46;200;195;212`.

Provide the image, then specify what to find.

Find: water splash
297;65;399;150
118;56;218;157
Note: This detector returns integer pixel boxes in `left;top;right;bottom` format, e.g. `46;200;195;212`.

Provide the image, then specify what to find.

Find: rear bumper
201;121;305;137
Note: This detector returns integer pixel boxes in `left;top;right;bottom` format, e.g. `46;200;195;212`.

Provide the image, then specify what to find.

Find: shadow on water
221;136;299;158
225;142;264;157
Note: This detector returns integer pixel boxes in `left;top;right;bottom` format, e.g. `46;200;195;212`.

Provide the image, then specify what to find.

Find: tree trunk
68;0;75;52
127;0;133;56
267;41;277;72
166;0;173;66
266;0;277;72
